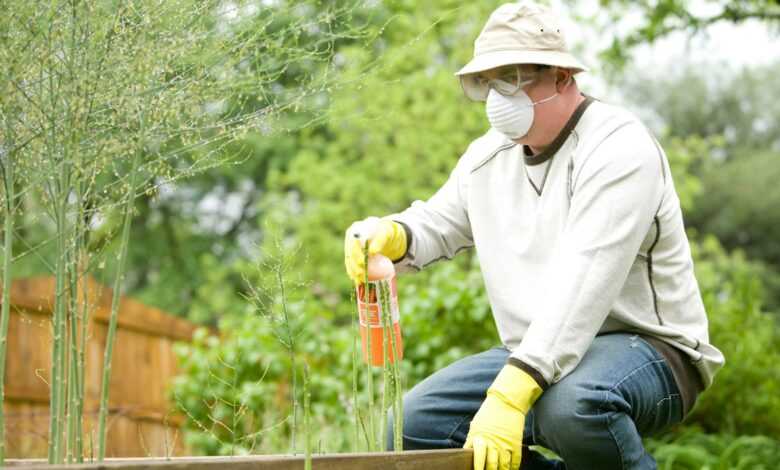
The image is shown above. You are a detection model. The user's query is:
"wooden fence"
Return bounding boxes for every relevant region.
[3,276,201,459]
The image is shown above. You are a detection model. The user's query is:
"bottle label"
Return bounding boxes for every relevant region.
[356,275,404,366]
[357,276,400,326]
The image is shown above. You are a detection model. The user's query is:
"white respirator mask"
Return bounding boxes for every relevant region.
[485,87,559,140]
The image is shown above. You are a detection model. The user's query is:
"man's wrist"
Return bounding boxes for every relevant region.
[506,357,549,391]
[390,220,413,262]
[488,364,544,414]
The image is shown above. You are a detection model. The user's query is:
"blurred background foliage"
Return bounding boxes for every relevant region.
[6,0,780,465]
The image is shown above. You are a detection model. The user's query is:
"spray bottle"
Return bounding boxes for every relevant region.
[356,254,404,366]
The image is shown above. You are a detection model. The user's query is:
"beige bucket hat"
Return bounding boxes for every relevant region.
[455,1,588,76]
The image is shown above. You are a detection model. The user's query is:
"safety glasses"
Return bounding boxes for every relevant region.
[459,65,536,101]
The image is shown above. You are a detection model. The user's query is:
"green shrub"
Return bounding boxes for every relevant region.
[685,235,780,436]
[172,309,359,455]
[172,316,290,455]
[646,428,780,469]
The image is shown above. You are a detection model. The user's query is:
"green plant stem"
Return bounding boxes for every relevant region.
[277,267,297,454]
[379,352,387,450]
[392,345,403,452]
[97,137,143,461]
[64,2,78,463]
[74,195,88,463]
[382,279,403,452]
[0,152,15,465]
[229,359,237,457]
[362,244,375,451]
[379,279,391,452]
[76,274,88,462]
[351,301,360,452]
[303,363,311,470]
[49,157,70,464]
[67,322,77,464]
[66,229,83,463]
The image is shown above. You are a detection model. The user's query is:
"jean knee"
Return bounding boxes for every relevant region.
[388,390,461,450]
[533,384,609,450]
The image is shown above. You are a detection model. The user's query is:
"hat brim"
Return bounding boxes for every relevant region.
[455,50,588,76]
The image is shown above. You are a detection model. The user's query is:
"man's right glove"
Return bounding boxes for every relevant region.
[344,216,407,284]
[464,365,543,470]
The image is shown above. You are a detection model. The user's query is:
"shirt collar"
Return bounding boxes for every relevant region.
[523,95,594,166]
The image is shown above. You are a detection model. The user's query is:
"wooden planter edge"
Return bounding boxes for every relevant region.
[4,448,473,470]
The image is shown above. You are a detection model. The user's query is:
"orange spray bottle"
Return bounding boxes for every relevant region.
[356,254,404,366]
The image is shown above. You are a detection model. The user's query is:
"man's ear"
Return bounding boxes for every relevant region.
[555,68,574,91]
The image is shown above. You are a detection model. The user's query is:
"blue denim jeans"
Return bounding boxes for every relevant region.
[387,333,685,470]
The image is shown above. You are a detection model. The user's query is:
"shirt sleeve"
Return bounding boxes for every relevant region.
[386,150,475,273]
[509,121,666,386]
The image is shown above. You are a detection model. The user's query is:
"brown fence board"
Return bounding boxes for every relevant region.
[3,276,198,458]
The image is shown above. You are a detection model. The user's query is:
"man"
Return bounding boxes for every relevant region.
[343,2,724,469]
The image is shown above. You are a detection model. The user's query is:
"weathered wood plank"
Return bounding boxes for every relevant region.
[5,449,474,470]
[5,277,202,341]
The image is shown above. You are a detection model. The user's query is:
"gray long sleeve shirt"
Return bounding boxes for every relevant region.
[389,98,724,391]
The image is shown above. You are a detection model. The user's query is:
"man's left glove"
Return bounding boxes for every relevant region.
[464,365,543,470]
[344,216,407,284]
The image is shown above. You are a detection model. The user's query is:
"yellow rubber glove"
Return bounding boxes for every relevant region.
[344,217,407,284]
[464,365,543,470]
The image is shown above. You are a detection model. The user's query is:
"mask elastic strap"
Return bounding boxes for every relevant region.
[531,92,558,106]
